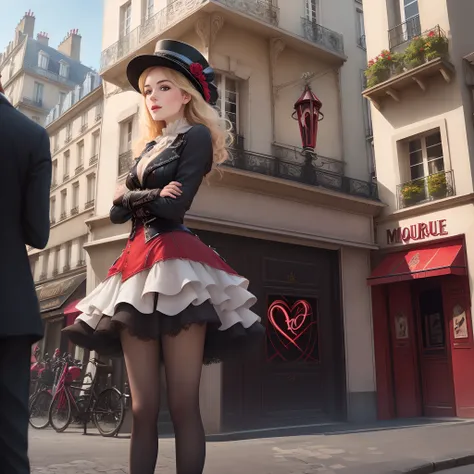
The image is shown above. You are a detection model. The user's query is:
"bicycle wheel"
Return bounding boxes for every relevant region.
[93,388,125,437]
[29,390,52,429]
[49,390,72,433]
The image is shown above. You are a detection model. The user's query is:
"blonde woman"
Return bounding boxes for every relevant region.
[63,40,264,474]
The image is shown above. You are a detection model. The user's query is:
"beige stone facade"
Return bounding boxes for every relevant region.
[86,0,383,432]
[27,78,103,359]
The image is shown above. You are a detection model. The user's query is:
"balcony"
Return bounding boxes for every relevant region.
[63,264,71,272]
[71,206,79,216]
[65,134,72,144]
[95,113,102,122]
[80,123,88,133]
[389,15,421,50]
[63,173,69,182]
[301,18,344,55]
[75,164,84,175]
[85,199,95,210]
[215,0,278,26]
[100,0,343,84]
[59,211,67,221]
[89,154,99,165]
[224,145,378,201]
[363,26,454,110]
[50,180,58,189]
[118,150,133,176]
[21,96,44,110]
[50,218,56,225]
[397,170,455,209]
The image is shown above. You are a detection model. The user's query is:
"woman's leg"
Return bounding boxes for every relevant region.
[121,328,161,474]
[162,323,207,474]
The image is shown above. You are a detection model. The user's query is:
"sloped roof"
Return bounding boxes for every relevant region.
[23,37,95,87]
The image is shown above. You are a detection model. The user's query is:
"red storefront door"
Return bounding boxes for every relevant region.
[387,282,421,418]
[413,280,455,417]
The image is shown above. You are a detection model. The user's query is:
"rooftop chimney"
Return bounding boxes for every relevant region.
[36,31,49,47]
[57,29,81,62]
[15,10,35,40]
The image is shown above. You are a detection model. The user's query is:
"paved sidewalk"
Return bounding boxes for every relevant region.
[29,420,474,473]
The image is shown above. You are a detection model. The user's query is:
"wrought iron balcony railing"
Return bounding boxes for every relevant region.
[358,34,366,50]
[89,154,99,165]
[22,96,44,109]
[75,164,84,175]
[85,199,95,209]
[118,150,134,176]
[101,0,205,72]
[301,18,344,55]
[224,147,378,200]
[389,15,421,50]
[71,206,79,216]
[397,170,454,209]
[214,0,278,26]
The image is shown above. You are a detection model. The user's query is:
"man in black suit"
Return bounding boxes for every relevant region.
[0,75,52,473]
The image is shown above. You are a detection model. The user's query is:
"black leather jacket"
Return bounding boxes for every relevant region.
[110,124,213,243]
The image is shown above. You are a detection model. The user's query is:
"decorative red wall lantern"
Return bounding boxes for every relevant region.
[292,84,324,152]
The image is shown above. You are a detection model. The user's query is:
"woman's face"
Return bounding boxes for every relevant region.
[143,67,190,124]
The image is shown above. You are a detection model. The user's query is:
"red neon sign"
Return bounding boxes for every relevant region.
[267,298,318,362]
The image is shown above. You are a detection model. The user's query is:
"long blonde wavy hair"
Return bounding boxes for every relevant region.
[133,66,232,170]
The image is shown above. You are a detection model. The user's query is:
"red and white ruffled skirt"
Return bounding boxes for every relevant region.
[64,225,265,363]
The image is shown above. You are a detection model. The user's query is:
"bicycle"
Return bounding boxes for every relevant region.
[48,357,125,437]
[28,350,65,429]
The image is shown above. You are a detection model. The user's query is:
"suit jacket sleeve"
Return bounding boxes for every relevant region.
[23,128,52,249]
[126,125,213,221]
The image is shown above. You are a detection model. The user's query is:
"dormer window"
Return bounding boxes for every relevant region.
[59,60,69,78]
[38,51,49,69]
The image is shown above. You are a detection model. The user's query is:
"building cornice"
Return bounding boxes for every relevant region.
[375,193,474,224]
[46,87,103,133]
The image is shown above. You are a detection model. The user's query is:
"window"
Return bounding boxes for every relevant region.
[72,182,80,211]
[60,189,67,218]
[65,241,72,270]
[33,82,44,104]
[63,151,70,179]
[38,51,49,69]
[59,61,69,78]
[59,92,66,109]
[32,116,40,123]
[53,247,60,275]
[214,74,239,136]
[41,251,49,278]
[66,123,72,140]
[81,112,88,131]
[305,0,318,22]
[120,2,132,37]
[52,160,58,185]
[86,173,96,204]
[77,140,84,167]
[144,0,154,20]
[50,197,56,223]
[53,134,59,151]
[356,8,366,49]
[402,0,419,21]
[408,130,444,180]
[91,131,100,157]
[120,118,134,153]
[78,235,87,265]
[95,103,102,120]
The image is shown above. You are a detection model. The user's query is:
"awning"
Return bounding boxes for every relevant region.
[36,273,86,313]
[64,299,81,326]
[368,242,466,286]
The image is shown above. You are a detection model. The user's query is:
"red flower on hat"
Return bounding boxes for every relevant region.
[189,62,211,103]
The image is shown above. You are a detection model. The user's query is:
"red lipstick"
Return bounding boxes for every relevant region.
[151,105,161,111]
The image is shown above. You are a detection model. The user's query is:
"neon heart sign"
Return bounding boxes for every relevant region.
[267,298,318,362]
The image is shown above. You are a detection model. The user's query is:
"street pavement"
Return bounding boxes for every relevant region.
[29,419,474,474]
[442,468,474,473]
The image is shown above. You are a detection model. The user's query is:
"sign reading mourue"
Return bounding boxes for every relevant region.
[386,219,448,245]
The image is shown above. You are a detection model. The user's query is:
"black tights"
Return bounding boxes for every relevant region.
[121,323,206,474]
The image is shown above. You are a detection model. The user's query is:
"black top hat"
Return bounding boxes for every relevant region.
[126,39,218,105]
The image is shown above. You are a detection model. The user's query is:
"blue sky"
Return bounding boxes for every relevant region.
[0,0,104,70]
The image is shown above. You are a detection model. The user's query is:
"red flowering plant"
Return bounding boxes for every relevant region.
[365,50,404,88]
[404,35,427,68]
[189,62,211,103]
[424,29,449,61]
